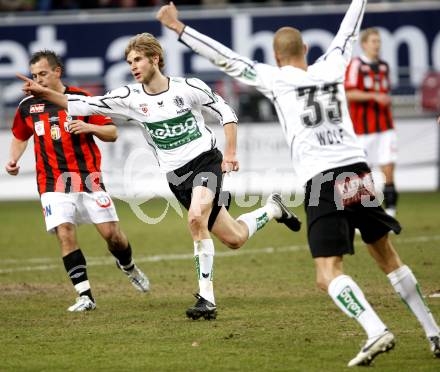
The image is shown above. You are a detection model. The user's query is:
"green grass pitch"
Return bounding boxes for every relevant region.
[0,192,439,371]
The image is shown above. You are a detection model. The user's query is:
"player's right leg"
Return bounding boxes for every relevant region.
[310,214,394,367]
[41,192,96,312]
[186,185,217,320]
[56,223,96,312]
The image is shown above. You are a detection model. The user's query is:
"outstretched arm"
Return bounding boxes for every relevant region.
[16,73,68,109]
[157,2,276,97]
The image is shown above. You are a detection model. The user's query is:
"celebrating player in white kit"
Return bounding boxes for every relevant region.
[156,0,440,366]
[17,33,301,321]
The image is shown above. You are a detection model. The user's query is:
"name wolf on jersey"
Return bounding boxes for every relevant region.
[316,128,344,146]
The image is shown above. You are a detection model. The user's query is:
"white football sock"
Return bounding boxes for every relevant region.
[194,239,215,304]
[237,206,274,239]
[328,275,387,339]
[388,265,440,338]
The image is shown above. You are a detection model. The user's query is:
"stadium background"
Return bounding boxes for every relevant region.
[0,0,439,200]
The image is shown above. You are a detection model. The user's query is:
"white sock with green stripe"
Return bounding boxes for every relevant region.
[194,239,215,305]
[328,275,387,339]
[388,265,440,338]
[237,203,279,239]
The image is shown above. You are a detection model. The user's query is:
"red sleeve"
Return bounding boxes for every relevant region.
[345,58,361,90]
[87,114,113,126]
[11,107,33,141]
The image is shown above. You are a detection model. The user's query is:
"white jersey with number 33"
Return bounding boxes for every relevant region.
[179,0,368,185]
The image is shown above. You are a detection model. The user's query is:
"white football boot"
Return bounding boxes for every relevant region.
[117,261,150,293]
[348,330,395,367]
[67,295,96,312]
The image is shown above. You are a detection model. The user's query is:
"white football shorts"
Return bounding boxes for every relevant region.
[40,191,119,233]
[357,129,397,167]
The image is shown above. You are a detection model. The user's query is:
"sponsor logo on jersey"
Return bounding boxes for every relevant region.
[157,101,164,108]
[143,111,202,150]
[50,125,61,140]
[173,96,184,108]
[30,104,45,113]
[139,103,149,115]
[96,195,112,208]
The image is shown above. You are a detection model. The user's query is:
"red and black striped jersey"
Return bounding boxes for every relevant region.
[12,86,113,194]
[345,56,394,135]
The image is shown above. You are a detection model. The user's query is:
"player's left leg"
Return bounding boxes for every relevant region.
[315,256,395,367]
[367,235,440,357]
[211,193,301,250]
[95,222,150,293]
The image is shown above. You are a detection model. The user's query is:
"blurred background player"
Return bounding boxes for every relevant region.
[6,50,149,312]
[17,38,301,321]
[345,28,398,217]
[157,0,440,366]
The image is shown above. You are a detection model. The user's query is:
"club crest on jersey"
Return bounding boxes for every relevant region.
[30,104,45,113]
[35,120,45,136]
[50,125,61,140]
[96,195,111,208]
[139,103,149,115]
[173,96,184,108]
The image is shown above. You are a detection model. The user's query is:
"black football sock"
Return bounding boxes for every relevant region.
[383,183,398,210]
[62,249,94,302]
[110,242,134,271]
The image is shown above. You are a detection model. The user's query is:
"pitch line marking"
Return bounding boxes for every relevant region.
[1,234,439,274]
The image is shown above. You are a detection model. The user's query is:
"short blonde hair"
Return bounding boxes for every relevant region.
[273,27,305,60]
[360,28,380,44]
[125,33,165,71]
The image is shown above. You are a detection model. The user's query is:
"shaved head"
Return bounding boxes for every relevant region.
[273,27,305,61]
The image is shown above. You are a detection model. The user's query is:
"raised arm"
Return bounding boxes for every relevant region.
[157,2,276,97]
[321,0,368,64]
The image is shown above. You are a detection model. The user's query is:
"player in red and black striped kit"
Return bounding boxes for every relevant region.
[345,28,398,217]
[5,50,149,311]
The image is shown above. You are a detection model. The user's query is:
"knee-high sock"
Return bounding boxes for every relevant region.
[388,265,440,338]
[236,202,280,239]
[328,275,387,339]
[110,242,134,270]
[194,239,215,304]
[63,249,93,301]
